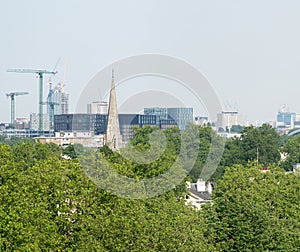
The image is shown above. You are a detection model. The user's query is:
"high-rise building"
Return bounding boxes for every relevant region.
[216,111,243,132]
[276,105,298,133]
[144,107,193,131]
[47,83,69,127]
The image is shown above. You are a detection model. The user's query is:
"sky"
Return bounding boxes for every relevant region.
[1,0,300,124]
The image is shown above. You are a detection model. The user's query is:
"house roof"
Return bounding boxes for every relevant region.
[189,189,212,201]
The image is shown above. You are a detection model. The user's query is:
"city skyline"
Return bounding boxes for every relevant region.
[1,1,300,123]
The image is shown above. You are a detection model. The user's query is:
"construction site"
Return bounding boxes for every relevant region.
[1,64,69,138]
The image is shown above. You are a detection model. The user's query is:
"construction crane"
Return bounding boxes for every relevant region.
[41,101,59,129]
[7,69,57,133]
[6,92,29,129]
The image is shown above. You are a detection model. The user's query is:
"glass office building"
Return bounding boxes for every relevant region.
[144,107,193,130]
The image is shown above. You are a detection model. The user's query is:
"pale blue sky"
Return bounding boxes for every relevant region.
[1,0,300,123]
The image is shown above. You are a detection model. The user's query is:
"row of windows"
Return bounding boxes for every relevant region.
[54,114,183,133]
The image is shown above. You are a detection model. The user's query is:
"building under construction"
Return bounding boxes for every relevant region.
[47,82,69,125]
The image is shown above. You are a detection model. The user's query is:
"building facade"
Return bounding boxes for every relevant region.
[275,105,300,134]
[47,83,69,128]
[144,107,193,131]
[30,113,50,131]
[54,113,177,144]
[216,111,243,132]
[87,101,108,114]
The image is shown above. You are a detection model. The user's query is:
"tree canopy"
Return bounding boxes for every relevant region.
[1,125,300,251]
[203,164,300,251]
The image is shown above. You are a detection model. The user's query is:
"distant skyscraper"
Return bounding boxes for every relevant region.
[105,71,122,151]
[167,107,193,131]
[47,83,69,127]
[216,111,243,131]
[276,105,296,131]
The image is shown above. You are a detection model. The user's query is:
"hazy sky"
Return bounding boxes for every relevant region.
[1,0,300,124]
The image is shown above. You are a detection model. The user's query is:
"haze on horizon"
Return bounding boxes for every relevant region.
[1,0,300,124]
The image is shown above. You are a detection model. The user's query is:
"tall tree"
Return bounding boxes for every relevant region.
[280,134,300,171]
[212,124,281,181]
[203,164,300,251]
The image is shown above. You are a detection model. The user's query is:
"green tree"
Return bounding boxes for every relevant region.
[203,164,300,251]
[230,124,244,133]
[212,124,281,181]
[188,125,223,182]
[0,138,214,251]
[241,124,280,166]
[280,134,300,171]
[62,144,84,159]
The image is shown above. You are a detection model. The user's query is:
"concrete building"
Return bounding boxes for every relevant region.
[36,131,104,147]
[216,111,243,132]
[87,101,108,114]
[185,180,213,210]
[15,117,30,129]
[0,129,53,139]
[47,83,69,127]
[30,113,50,131]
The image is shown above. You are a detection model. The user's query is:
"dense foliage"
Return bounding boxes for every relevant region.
[0,125,300,251]
[0,141,210,251]
[203,164,300,251]
[212,124,281,180]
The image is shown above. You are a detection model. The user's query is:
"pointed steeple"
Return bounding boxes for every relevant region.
[105,70,122,151]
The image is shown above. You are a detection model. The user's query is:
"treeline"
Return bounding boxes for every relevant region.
[189,123,300,181]
[0,125,299,251]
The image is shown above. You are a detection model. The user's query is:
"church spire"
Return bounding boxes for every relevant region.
[105,70,122,151]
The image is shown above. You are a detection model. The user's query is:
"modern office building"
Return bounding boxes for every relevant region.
[274,105,300,134]
[144,108,168,119]
[54,114,94,132]
[276,106,296,129]
[144,107,193,131]
[216,111,243,132]
[87,101,108,114]
[54,113,177,144]
[277,112,296,127]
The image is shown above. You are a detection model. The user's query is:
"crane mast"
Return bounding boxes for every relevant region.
[7,69,57,133]
[41,101,59,130]
[6,92,29,129]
